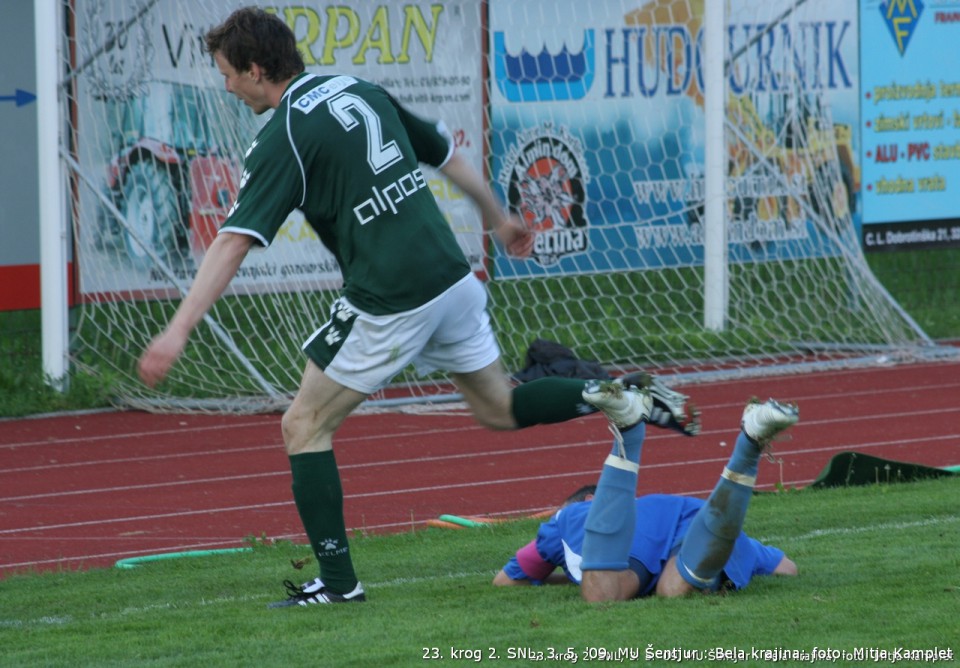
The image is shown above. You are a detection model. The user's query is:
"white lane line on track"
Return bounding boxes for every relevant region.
[2,430,957,505]
[3,371,959,450]
[3,429,959,539]
[2,403,958,476]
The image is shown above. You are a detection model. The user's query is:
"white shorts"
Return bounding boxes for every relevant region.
[302,273,501,394]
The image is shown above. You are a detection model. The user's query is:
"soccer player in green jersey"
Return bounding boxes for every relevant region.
[137,7,698,607]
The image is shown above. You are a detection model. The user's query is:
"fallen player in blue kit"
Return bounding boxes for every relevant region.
[494,385,799,600]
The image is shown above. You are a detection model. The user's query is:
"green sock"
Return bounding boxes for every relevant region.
[289,451,358,593]
[511,377,595,427]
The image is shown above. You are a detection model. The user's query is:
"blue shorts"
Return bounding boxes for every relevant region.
[502,494,784,594]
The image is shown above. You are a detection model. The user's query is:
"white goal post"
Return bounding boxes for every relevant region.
[41,0,954,412]
[37,0,68,390]
[703,0,727,331]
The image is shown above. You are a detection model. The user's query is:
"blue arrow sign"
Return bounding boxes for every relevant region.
[0,89,37,107]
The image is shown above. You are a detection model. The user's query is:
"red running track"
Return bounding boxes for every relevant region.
[2,362,959,577]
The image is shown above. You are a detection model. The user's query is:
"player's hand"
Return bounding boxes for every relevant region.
[496,213,534,258]
[138,330,187,388]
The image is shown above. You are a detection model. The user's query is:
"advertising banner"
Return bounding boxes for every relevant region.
[860,0,960,251]
[489,0,862,278]
[73,1,484,298]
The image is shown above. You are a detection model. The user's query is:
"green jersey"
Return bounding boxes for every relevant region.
[221,73,471,315]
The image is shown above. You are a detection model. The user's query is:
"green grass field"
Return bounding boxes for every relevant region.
[1,248,957,665]
[2,478,957,667]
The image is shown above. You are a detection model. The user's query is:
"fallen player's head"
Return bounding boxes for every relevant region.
[562,485,596,506]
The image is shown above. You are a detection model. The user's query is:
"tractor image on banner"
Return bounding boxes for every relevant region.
[97,81,246,269]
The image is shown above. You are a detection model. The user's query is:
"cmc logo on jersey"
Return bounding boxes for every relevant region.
[881,0,924,55]
[498,125,590,267]
[493,31,595,102]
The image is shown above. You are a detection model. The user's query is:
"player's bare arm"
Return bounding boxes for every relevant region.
[492,569,570,587]
[774,556,798,576]
[440,152,533,258]
[138,232,255,387]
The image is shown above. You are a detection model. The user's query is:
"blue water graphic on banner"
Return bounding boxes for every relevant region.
[488,0,861,280]
[493,30,596,102]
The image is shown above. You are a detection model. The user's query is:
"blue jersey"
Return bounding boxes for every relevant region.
[502,494,784,594]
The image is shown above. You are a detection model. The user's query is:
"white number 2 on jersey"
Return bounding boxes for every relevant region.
[327,93,403,174]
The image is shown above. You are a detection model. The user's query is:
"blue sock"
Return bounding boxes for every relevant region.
[581,424,645,571]
[726,428,762,479]
[614,422,644,463]
[676,430,760,589]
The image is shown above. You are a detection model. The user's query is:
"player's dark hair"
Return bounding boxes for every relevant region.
[204,7,305,82]
[563,485,596,505]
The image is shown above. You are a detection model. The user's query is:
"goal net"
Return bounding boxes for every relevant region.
[58,0,948,413]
